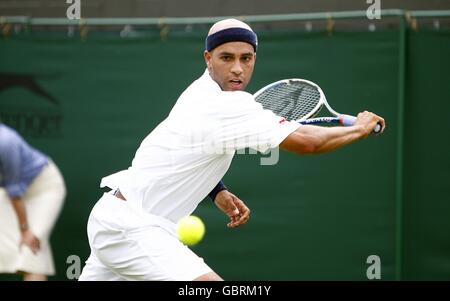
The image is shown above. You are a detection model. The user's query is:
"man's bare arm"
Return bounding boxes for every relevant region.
[280,111,385,155]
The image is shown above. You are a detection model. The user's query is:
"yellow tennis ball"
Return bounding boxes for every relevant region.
[176,215,205,246]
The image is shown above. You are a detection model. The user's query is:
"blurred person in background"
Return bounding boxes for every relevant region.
[0,122,66,281]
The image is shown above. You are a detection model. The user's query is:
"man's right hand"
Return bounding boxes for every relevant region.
[20,229,41,254]
[355,111,385,137]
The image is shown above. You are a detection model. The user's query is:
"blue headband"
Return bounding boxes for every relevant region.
[205,27,258,52]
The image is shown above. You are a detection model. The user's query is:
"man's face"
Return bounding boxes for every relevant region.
[204,41,256,91]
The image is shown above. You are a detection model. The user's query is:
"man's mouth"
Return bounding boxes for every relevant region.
[229,79,243,89]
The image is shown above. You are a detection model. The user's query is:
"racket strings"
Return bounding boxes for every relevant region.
[255,82,321,121]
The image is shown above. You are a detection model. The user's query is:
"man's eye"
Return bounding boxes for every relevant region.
[221,56,231,61]
[242,57,251,62]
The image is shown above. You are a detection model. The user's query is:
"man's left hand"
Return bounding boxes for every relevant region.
[214,190,251,228]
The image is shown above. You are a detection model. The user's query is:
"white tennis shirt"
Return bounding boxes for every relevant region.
[101,70,300,223]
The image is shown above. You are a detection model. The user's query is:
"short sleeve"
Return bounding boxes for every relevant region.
[210,91,300,153]
[0,128,27,198]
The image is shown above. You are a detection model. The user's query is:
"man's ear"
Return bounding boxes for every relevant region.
[204,50,212,70]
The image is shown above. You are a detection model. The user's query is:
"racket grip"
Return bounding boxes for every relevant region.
[374,123,382,133]
[339,114,357,126]
[339,115,382,134]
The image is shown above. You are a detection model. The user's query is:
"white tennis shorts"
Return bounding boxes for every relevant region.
[78,193,212,281]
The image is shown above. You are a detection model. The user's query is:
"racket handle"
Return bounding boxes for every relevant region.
[339,114,357,126]
[374,123,382,133]
[339,115,382,134]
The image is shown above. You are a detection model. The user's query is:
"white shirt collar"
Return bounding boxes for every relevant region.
[200,69,223,93]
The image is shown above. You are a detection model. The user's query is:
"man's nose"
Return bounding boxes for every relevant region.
[231,60,243,75]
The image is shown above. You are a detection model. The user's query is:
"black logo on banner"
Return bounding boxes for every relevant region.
[0,72,63,138]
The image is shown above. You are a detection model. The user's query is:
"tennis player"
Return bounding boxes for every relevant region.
[79,19,385,281]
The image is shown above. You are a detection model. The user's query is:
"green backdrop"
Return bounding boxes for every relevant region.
[0,27,449,280]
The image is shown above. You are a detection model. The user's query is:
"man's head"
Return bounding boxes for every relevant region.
[204,19,257,92]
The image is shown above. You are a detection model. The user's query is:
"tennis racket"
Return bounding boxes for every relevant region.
[253,79,381,133]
